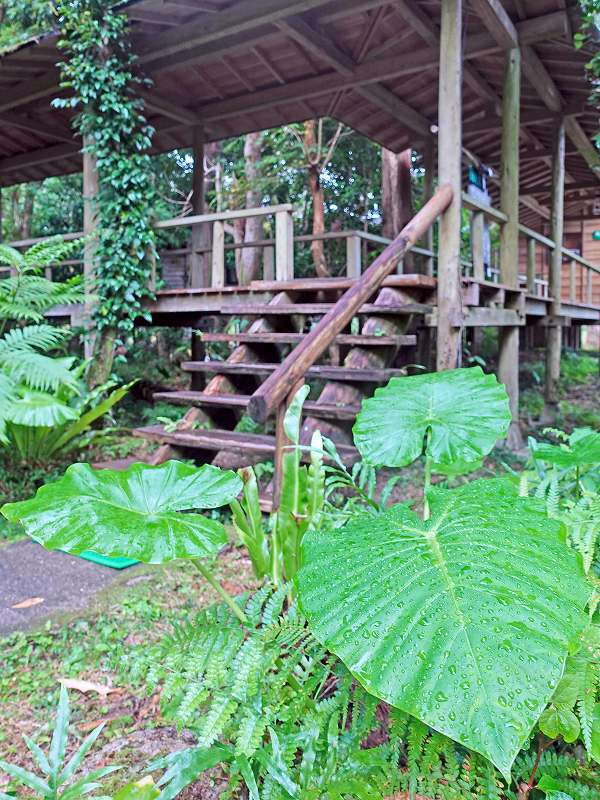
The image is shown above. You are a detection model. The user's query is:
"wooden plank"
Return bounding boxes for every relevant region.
[136,0,337,64]
[219,302,432,315]
[181,361,410,381]
[0,112,74,143]
[153,390,364,421]
[471,211,485,281]
[564,117,600,181]
[436,0,463,370]
[427,308,524,327]
[247,186,452,423]
[0,142,80,174]
[461,192,508,223]
[155,203,293,229]
[198,332,417,346]
[526,237,536,294]
[346,235,362,278]
[135,424,359,460]
[249,274,437,291]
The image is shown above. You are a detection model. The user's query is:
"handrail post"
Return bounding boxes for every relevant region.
[471,210,485,281]
[346,234,361,278]
[275,210,294,281]
[569,259,576,302]
[211,220,225,288]
[587,266,593,304]
[526,237,536,294]
[263,245,275,281]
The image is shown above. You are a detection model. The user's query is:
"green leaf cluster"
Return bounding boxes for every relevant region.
[54,0,157,336]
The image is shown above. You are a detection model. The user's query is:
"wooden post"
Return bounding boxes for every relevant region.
[436,0,463,371]
[569,259,576,302]
[263,245,275,281]
[471,212,485,281]
[545,120,565,410]
[422,141,436,277]
[83,141,99,359]
[189,126,210,287]
[587,267,593,304]
[211,220,225,288]
[497,48,522,448]
[346,234,362,278]
[526,237,536,294]
[275,210,294,281]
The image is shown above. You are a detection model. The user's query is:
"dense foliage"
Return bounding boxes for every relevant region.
[4,370,600,798]
[54,0,157,340]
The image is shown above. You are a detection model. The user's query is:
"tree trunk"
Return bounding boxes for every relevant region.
[86,326,117,389]
[304,120,330,278]
[381,148,413,270]
[237,131,263,285]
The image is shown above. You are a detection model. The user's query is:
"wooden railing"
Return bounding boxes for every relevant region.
[462,192,599,304]
[247,185,453,425]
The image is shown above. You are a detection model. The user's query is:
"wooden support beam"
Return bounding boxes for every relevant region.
[277,13,432,138]
[0,142,80,174]
[521,45,562,112]
[469,0,518,49]
[564,116,600,180]
[520,179,600,195]
[0,71,60,114]
[422,140,436,276]
[436,0,463,371]
[137,88,203,126]
[497,48,522,448]
[545,120,566,408]
[463,103,583,134]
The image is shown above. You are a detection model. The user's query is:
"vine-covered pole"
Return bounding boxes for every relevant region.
[82,140,98,359]
[545,120,566,413]
[498,47,523,449]
[435,0,463,371]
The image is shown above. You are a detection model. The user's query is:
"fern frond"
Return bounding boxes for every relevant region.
[1,351,79,393]
[197,693,237,748]
[0,244,24,270]
[0,325,69,354]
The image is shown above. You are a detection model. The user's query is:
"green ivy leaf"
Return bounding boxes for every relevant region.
[353,367,511,467]
[538,705,580,743]
[113,777,160,800]
[2,460,242,564]
[296,479,589,776]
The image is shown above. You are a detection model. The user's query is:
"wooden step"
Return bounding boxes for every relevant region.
[134,425,358,462]
[198,332,416,347]
[219,302,431,316]
[153,391,362,420]
[181,361,405,382]
[248,274,436,292]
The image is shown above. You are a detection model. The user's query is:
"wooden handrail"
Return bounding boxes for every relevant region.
[247,184,453,424]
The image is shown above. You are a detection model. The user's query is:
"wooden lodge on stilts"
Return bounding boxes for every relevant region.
[1,0,600,489]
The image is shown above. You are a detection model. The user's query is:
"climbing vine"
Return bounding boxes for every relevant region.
[54,0,157,341]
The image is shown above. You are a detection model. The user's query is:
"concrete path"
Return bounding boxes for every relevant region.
[0,540,137,636]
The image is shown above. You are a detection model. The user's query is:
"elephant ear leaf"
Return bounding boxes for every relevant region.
[1,460,242,564]
[296,478,590,777]
[352,366,511,467]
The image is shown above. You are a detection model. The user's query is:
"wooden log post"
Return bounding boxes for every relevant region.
[189,126,210,288]
[526,237,536,294]
[211,220,225,288]
[569,259,576,302]
[263,245,275,281]
[545,120,566,412]
[83,142,99,359]
[497,48,522,448]
[587,267,593,304]
[436,0,463,371]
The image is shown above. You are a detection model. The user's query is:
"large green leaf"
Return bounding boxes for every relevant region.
[2,460,242,563]
[296,479,590,776]
[531,428,600,469]
[352,367,511,467]
[5,390,78,427]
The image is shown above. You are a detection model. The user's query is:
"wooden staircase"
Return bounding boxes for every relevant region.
[134,284,429,467]
[133,186,452,481]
